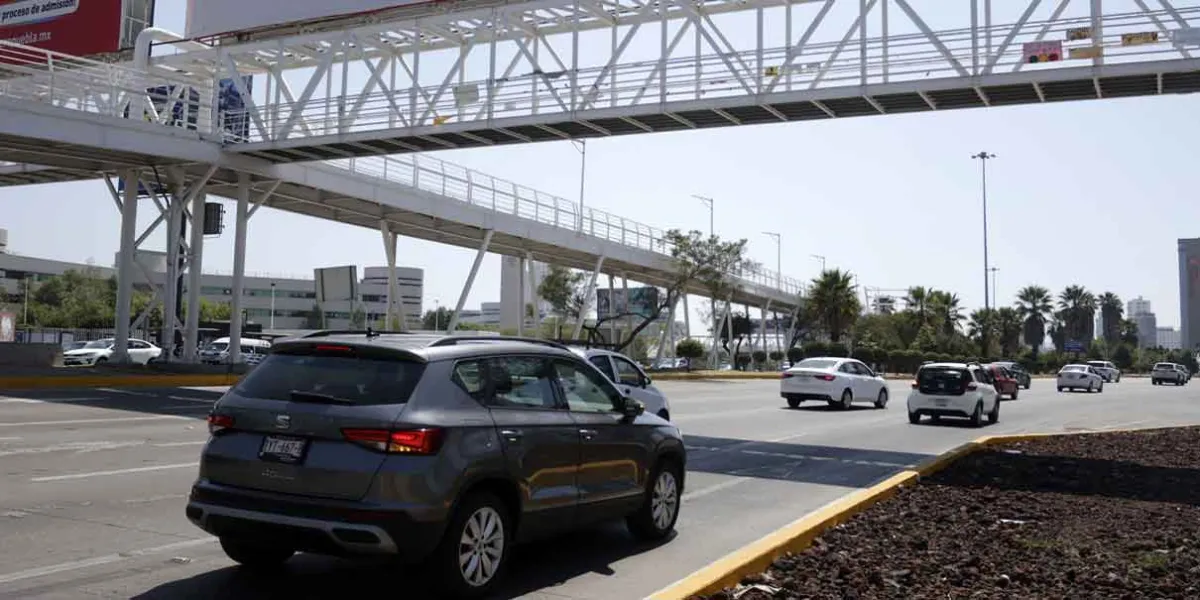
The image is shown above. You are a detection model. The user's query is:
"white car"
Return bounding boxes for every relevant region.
[907,362,1000,426]
[1086,360,1121,382]
[1151,362,1187,386]
[1057,364,1105,392]
[62,338,162,366]
[780,356,889,410]
[572,347,672,420]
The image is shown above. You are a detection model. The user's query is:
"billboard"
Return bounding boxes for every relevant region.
[0,0,123,56]
[596,287,661,320]
[185,0,434,40]
[314,266,359,305]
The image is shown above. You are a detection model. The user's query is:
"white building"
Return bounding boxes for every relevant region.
[1128,296,1152,318]
[0,239,423,331]
[1157,327,1181,350]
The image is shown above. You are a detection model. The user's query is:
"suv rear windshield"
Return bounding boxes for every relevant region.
[917,367,971,395]
[234,353,426,406]
[1153,363,1173,370]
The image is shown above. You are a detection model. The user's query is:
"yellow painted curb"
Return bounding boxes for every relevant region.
[647,425,1176,600]
[0,373,241,390]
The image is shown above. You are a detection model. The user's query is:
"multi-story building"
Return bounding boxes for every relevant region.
[0,231,423,331]
[1157,326,1181,350]
[1125,294,1158,349]
[1128,296,1152,319]
[1179,238,1200,351]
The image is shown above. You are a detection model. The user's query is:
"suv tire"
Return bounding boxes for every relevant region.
[432,491,513,599]
[219,538,293,569]
[627,460,682,542]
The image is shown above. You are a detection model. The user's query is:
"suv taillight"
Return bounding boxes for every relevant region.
[207,414,234,435]
[342,428,444,455]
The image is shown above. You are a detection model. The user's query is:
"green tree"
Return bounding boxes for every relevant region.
[1015,285,1053,356]
[674,338,705,371]
[995,307,1023,358]
[538,265,588,335]
[422,306,455,330]
[928,290,964,338]
[1097,292,1123,344]
[967,308,997,355]
[1119,318,1139,346]
[1058,285,1097,350]
[807,269,861,343]
[717,311,754,365]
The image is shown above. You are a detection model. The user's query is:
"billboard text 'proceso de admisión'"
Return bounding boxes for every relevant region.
[185,0,438,40]
[0,0,124,57]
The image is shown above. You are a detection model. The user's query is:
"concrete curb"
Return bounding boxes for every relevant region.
[645,426,1162,600]
[0,373,241,390]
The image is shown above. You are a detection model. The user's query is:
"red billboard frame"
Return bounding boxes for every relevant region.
[0,0,123,57]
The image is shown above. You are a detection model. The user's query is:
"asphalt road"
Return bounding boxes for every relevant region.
[0,378,1196,599]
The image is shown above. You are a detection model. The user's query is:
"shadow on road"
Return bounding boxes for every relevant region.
[2,387,223,420]
[684,434,934,489]
[131,522,669,600]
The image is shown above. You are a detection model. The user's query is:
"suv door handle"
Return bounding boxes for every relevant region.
[579,429,599,440]
[499,429,523,443]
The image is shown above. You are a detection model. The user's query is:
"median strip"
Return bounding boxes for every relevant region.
[647,425,1171,600]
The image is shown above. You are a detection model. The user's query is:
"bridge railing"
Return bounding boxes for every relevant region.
[322,154,805,298]
[0,41,213,132]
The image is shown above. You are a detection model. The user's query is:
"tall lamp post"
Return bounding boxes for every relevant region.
[763,231,782,353]
[811,254,826,271]
[972,151,995,311]
[269,282,276,330]
[571,140,587,233]
[692,194,716,366]
[989,267,999,309]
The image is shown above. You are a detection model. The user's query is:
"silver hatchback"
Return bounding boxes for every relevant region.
[186,333,686,598]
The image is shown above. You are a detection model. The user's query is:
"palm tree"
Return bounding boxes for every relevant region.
[807,269,861,343]
[904,286,930,324]
[968,308,997,354]
[1058,285,1097,349]
[995,307,1023,357]
[1015,285,1053,355]
[928,290,963,337]
[1119,319,1139,347]
[1097,292,1123,344]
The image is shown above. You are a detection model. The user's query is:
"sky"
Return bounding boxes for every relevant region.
[0,0,1194,331]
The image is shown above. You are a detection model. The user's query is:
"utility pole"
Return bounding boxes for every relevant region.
[972,151,996,312]
[693,194,716,366]
[811,254,826,272]
[989,267,999,309]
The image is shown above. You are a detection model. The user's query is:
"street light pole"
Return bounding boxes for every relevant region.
[989,267,999,309]
[811,254,826,272]
[972,151,995,312]
[269,282,276,330]
[692,194,716,366]
[572,140,587,232]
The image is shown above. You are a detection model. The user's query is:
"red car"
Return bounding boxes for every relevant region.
[987,364,1020,400]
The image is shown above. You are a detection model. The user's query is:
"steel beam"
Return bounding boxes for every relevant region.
[228,173,251,365]
[447,229,494,333]
[184,191,206,362]
[572,255,605,340]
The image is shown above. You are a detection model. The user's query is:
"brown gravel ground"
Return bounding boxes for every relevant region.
[695,426,1200,600]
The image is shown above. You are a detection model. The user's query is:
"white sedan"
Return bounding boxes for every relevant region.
[1057,364,1105,393]
[62,338,163,366]
[781,356,889,410]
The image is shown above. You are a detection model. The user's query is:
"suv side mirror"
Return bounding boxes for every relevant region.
[621,397,645,420]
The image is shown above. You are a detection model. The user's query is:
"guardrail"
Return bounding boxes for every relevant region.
[320,154,806,297]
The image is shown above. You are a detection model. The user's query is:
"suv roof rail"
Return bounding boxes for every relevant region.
[427,335,570,351]
[300,328,414,339]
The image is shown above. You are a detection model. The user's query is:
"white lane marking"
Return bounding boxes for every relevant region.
[0,397,106,405]
[0,415,189,427]
[168,396,216,403]
[31,462,198,482]
[680,432,808,502]
[0,436,21,441]
[0,441,147,458]
[94,388,160,397]
[0,538,216,585]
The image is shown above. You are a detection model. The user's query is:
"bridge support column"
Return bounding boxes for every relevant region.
[380,221,405,330]
[682,295,690,345]
[606,274,616,343]
[655,294,679,363]
[113,170,139,364]
[447,230,493,334]
[184,191,206,362]
[572,256,605,340]
[525,252,537,334]
[760,300,773,355]
[228,173,250,365]
[622,274,630,345]
[517,254,527,336]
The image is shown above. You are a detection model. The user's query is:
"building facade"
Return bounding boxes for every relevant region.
[0,239,423,331]
[1180,238,1200,351]
[1157,327,1181,350]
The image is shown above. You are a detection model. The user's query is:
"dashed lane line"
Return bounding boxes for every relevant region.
[0,538,216,585]
[30,462,199,482]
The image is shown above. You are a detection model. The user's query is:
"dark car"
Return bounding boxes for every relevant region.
[186,333,686,598]
[993,361,1031,390]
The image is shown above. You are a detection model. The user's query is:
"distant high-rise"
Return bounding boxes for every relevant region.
[1127,296,1152,319]
[1179,239,1200,350]
[1125,294,1157,349]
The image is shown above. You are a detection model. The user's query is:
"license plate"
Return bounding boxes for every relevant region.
[934,398,949,407]
[259,435,308,464]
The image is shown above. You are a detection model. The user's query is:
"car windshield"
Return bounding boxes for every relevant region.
[234,353,426,406]
[82,340,112,349]
[795,358,838,370]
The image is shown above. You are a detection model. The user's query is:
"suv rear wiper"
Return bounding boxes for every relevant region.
[289,391,355,405]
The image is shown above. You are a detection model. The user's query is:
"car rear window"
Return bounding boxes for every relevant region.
[796,358,838,370]
[1153,363,1173,370]
[234,353,426,406]
[917,367,970,393]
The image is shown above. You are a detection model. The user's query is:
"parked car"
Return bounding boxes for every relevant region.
[1057,364,1105,392]
[575,347,672,420]
[186,333,685,598]
[906,362,1000,426]
[199,337,272,365]
[1085,360,1121,383]
[993,361,1032,389]
[780,356,890,410]
[62,338,162,366]
[1151,362,1187,385]
[1179,364,1193,383]
[985,364,1021,400]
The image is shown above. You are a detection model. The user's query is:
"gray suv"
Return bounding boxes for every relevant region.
[186,332,686,598]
